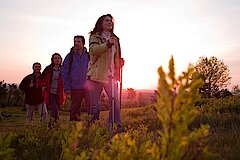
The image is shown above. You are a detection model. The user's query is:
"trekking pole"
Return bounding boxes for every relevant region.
[40,84,47,123]
[120,62,123,109]
[41,86,45,122]
[111,45,116,129]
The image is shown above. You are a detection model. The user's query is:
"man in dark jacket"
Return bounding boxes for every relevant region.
[62,35,90,121]
[19,62,47,123]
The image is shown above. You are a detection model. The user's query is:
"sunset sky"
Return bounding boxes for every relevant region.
[0,0,240,90]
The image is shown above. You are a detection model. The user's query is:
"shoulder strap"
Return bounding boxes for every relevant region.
[30,73,34,83]
[68,47,74,71]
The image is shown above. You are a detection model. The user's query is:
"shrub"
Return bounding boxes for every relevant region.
[61,56,213,160]
[0,133,15,160]
[11,123,65,160]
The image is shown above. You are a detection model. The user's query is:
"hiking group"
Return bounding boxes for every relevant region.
[19,14,124,131]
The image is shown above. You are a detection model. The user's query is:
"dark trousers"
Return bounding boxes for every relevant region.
[49,93,59,121]
[70,89,90,121]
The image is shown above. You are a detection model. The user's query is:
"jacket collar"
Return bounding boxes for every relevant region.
[94,32,117,43]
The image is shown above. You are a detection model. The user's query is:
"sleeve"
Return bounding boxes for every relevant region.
[62,54,70,92]
[114,38,123,81]
[19,75,29,92]
[114,38,121,68]
[89,35,109,57]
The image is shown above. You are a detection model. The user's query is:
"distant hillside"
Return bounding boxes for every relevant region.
[122,89,154,94]
[122,89,155,99]
[82,89,156,110]
[121,89,155,107]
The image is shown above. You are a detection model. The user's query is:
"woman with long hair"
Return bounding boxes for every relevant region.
[87,14,124,131]
[42,53,65,123]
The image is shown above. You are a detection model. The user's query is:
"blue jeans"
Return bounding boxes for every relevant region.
[88,79,121,128]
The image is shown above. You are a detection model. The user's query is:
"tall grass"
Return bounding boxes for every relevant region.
[194,96,240,160]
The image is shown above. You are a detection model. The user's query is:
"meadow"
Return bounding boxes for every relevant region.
[1,57,239,160]
[0,95,240,160]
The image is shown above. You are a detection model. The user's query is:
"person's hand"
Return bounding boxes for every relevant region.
[29,82,34,87]
[42,86,47,90]
[108,36,116,45]
[107,36,117,48]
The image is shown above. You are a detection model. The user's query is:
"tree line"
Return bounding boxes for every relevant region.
[0,81,24,107]
[1,56,240,108]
